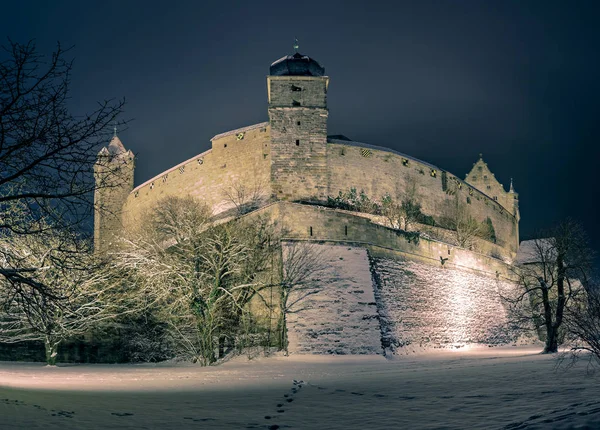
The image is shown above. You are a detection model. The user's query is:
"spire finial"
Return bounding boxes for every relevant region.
[293,37,299,53]
[509,177,515,192]
[113,123,118,138]
[479,153,483,160]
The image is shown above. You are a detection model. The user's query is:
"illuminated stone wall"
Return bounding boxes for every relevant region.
[254,202,514,278]
[119,123,272,231]
[326,142,519,258]
[372,257,527,352]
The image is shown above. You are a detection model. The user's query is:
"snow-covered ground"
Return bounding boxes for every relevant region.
[1,347,599,429]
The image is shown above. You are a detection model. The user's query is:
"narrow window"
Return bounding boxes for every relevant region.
[297,121,301,126]
[466,196,471,204]
[224,144,227,148]
[296,139,300,146]
[309,226,313,236]
[344,225,348,236]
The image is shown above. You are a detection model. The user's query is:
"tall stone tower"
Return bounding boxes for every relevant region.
[267,48,329,201]
[93,131,135,253]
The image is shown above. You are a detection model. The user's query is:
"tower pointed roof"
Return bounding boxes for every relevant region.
[107,135,126,155]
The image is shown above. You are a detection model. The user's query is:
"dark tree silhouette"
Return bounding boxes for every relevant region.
[506,220,594,353]
[0,40,125,297]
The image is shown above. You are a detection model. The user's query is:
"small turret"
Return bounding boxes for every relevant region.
[508,177,520,222]
[93,129,135,253]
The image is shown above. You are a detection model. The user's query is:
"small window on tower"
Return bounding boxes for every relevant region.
[291,84,302,92]
[224,144,227,148]
[297,121,301,126]
[296,139,300,146]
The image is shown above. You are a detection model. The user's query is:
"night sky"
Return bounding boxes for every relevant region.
[3,1,599,259]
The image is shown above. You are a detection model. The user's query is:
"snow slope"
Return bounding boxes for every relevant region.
[286,245,382,355]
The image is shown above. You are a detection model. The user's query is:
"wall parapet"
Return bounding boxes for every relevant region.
[328,138,515,217]
[244,201,515,280]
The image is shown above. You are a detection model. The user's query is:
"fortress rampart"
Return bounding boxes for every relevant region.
[95,49,520,264]
[239,201,516,279]
[120,122,272,231]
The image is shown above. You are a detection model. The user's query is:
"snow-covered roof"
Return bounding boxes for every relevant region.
[515,238,555,265]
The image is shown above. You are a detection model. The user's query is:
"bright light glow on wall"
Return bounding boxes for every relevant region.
[444,268,476,348]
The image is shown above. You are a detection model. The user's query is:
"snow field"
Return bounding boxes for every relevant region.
[1,348,599,429]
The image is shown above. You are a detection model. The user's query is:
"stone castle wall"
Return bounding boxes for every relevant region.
[120,123,272,231]
[372,257,526,352]
[242,202,515,279]
[327,142,519,257]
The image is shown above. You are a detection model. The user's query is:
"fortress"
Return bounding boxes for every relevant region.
[94,49,528,353]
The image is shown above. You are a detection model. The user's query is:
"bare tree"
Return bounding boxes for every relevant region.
[113,196,271,364]
[0,40,125,297]
[449,195,481,249]
[276,241,327,353]
[565,281,600,366]
[505,220,593,353]
[222,177,267,215]
[0,218,126,365]
[381,177,422,231]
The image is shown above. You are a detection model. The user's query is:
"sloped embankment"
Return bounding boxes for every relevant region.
[285,244,383,355]
[371,257,524,353]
